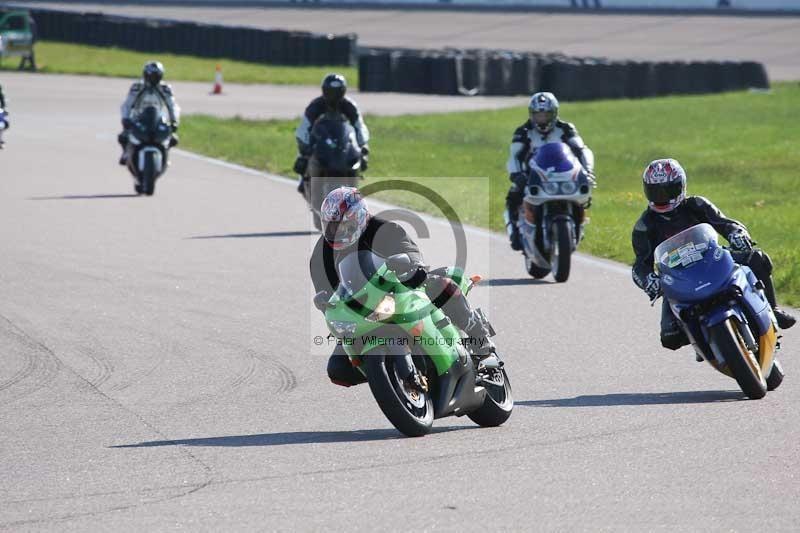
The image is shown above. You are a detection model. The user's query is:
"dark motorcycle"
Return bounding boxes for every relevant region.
[516,142,594,282]
[303,111,363,230]
[126,105,173,196]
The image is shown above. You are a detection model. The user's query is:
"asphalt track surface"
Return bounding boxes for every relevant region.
[24,2,800,81]
[2,73,800,532]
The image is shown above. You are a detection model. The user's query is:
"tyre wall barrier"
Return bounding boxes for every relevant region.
[358,47,770,99]
[25,7,357,66]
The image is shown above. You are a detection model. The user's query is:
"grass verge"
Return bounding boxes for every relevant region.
[180,84,800,306]
[0,40,357,85]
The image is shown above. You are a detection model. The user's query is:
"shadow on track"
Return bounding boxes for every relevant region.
[28,194,140,200]
[485,277,552,287]
[188,231,318,240]
[518,390,744,407]
[111,426,472,448]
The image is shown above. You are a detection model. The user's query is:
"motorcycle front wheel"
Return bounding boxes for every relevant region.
[365,348,433,437]
[140,151,157,196]
[550,219,572,283]
[708,318,767,399]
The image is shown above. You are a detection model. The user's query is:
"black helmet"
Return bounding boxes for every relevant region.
[143,61,164,87]
[322,73,347,108]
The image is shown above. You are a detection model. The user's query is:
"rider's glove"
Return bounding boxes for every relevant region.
[122,118,133,130]
[313,290,331,312]
[170,122,179,132]
[644,272,662,301]
[293,155,309,176]
[728,228,753,251]
[509,172,527,190]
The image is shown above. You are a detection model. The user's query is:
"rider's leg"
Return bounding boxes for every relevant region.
[732,249,795,329]
[661,298,689,350]
[117,130,129,165]
[504,185,524,251]
[327,344,367,387]
[425,269,495,356]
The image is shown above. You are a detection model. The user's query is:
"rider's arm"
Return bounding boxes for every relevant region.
[295,98,325,155]
[686,196,746,237]
[310,237,340,295]
[560,121,595,175]
[120,83,140,122]
[342,98,370,147]
[506,124,529,175]
[161,84,180,127]
[631,213,656,291]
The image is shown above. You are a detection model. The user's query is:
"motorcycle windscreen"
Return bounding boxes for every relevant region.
[654,223,735,302]
[335,250,385,299]
[311,117,360,174]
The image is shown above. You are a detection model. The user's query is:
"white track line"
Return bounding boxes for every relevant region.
[174,148,632,276]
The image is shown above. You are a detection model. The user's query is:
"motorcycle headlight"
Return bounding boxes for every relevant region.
[330,321,357,336]
[543,182,560,195]
[560,181,577,194]
[366,295,396,322]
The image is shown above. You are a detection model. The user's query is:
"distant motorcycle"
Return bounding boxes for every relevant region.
[126,105,173,196]
[0,107,8,148]
[655,223,784,399]
[303,111,363,230]
[516,143,594,282]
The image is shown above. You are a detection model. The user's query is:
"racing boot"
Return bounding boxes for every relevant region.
[773,308,796,330]
[504,210,523,251]
[761,274,796,329]
[661,323,690,351]
[297,176,306,195]
[463,311,496,357]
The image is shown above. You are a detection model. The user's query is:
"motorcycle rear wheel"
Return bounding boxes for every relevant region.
[525,255,550,279]
[767,359,785,391]
[708,318,767,399]
[365,349,433,437]
[467,367,513,427]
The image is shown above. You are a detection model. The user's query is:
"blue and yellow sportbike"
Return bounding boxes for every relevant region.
[655,223,784,399]
[317,251,513,436]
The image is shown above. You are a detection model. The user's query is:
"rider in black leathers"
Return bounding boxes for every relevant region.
[632,159,795,350]
[294,74,370,194]
[310,186,494,386]
[0,84,7,148]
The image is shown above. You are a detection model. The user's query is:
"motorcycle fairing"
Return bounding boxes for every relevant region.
[659,224,778,377]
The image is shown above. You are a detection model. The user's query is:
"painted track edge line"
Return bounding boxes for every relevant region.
[173,148,631,275]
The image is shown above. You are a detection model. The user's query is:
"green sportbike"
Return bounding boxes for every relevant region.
[316,251,513,437]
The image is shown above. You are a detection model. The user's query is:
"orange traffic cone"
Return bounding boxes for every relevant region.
[212,64,223,94]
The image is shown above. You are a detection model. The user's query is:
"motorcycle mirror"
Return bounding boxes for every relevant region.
[386,253,412,275]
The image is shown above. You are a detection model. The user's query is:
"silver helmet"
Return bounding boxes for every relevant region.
[529,92,559,134]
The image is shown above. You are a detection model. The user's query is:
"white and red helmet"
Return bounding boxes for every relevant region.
[642,158,687,213]
[320,186,369,250]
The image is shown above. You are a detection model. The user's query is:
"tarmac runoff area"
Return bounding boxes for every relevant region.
[23,2,800,81]
[1,62,800,532]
